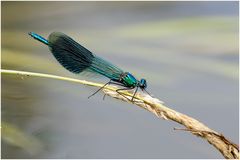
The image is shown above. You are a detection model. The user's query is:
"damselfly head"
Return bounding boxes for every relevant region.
[139,78,147,90]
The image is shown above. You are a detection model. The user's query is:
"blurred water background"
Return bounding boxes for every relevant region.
[1,1,238,158]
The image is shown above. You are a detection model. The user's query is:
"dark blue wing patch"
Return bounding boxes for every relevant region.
[48,32,94,73]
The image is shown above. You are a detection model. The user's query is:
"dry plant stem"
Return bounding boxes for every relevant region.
[103,90,239,159]
[1,69,239,159]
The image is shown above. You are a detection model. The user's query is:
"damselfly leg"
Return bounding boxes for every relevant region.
[88,80,112,99]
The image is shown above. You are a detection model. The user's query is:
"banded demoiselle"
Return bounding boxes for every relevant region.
[29,32,150,101]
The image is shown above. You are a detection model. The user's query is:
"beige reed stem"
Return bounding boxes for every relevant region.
[1,69,239,159]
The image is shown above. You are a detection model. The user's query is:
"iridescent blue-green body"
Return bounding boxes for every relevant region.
[29,32,49,45]
[28,32,148,99]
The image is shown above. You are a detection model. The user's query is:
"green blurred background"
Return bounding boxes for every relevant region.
[1,1,238,158]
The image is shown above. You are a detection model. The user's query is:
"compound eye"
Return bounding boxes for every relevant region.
[140,79,147,89]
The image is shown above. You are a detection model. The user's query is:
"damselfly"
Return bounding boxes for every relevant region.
[29,32,150,101]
